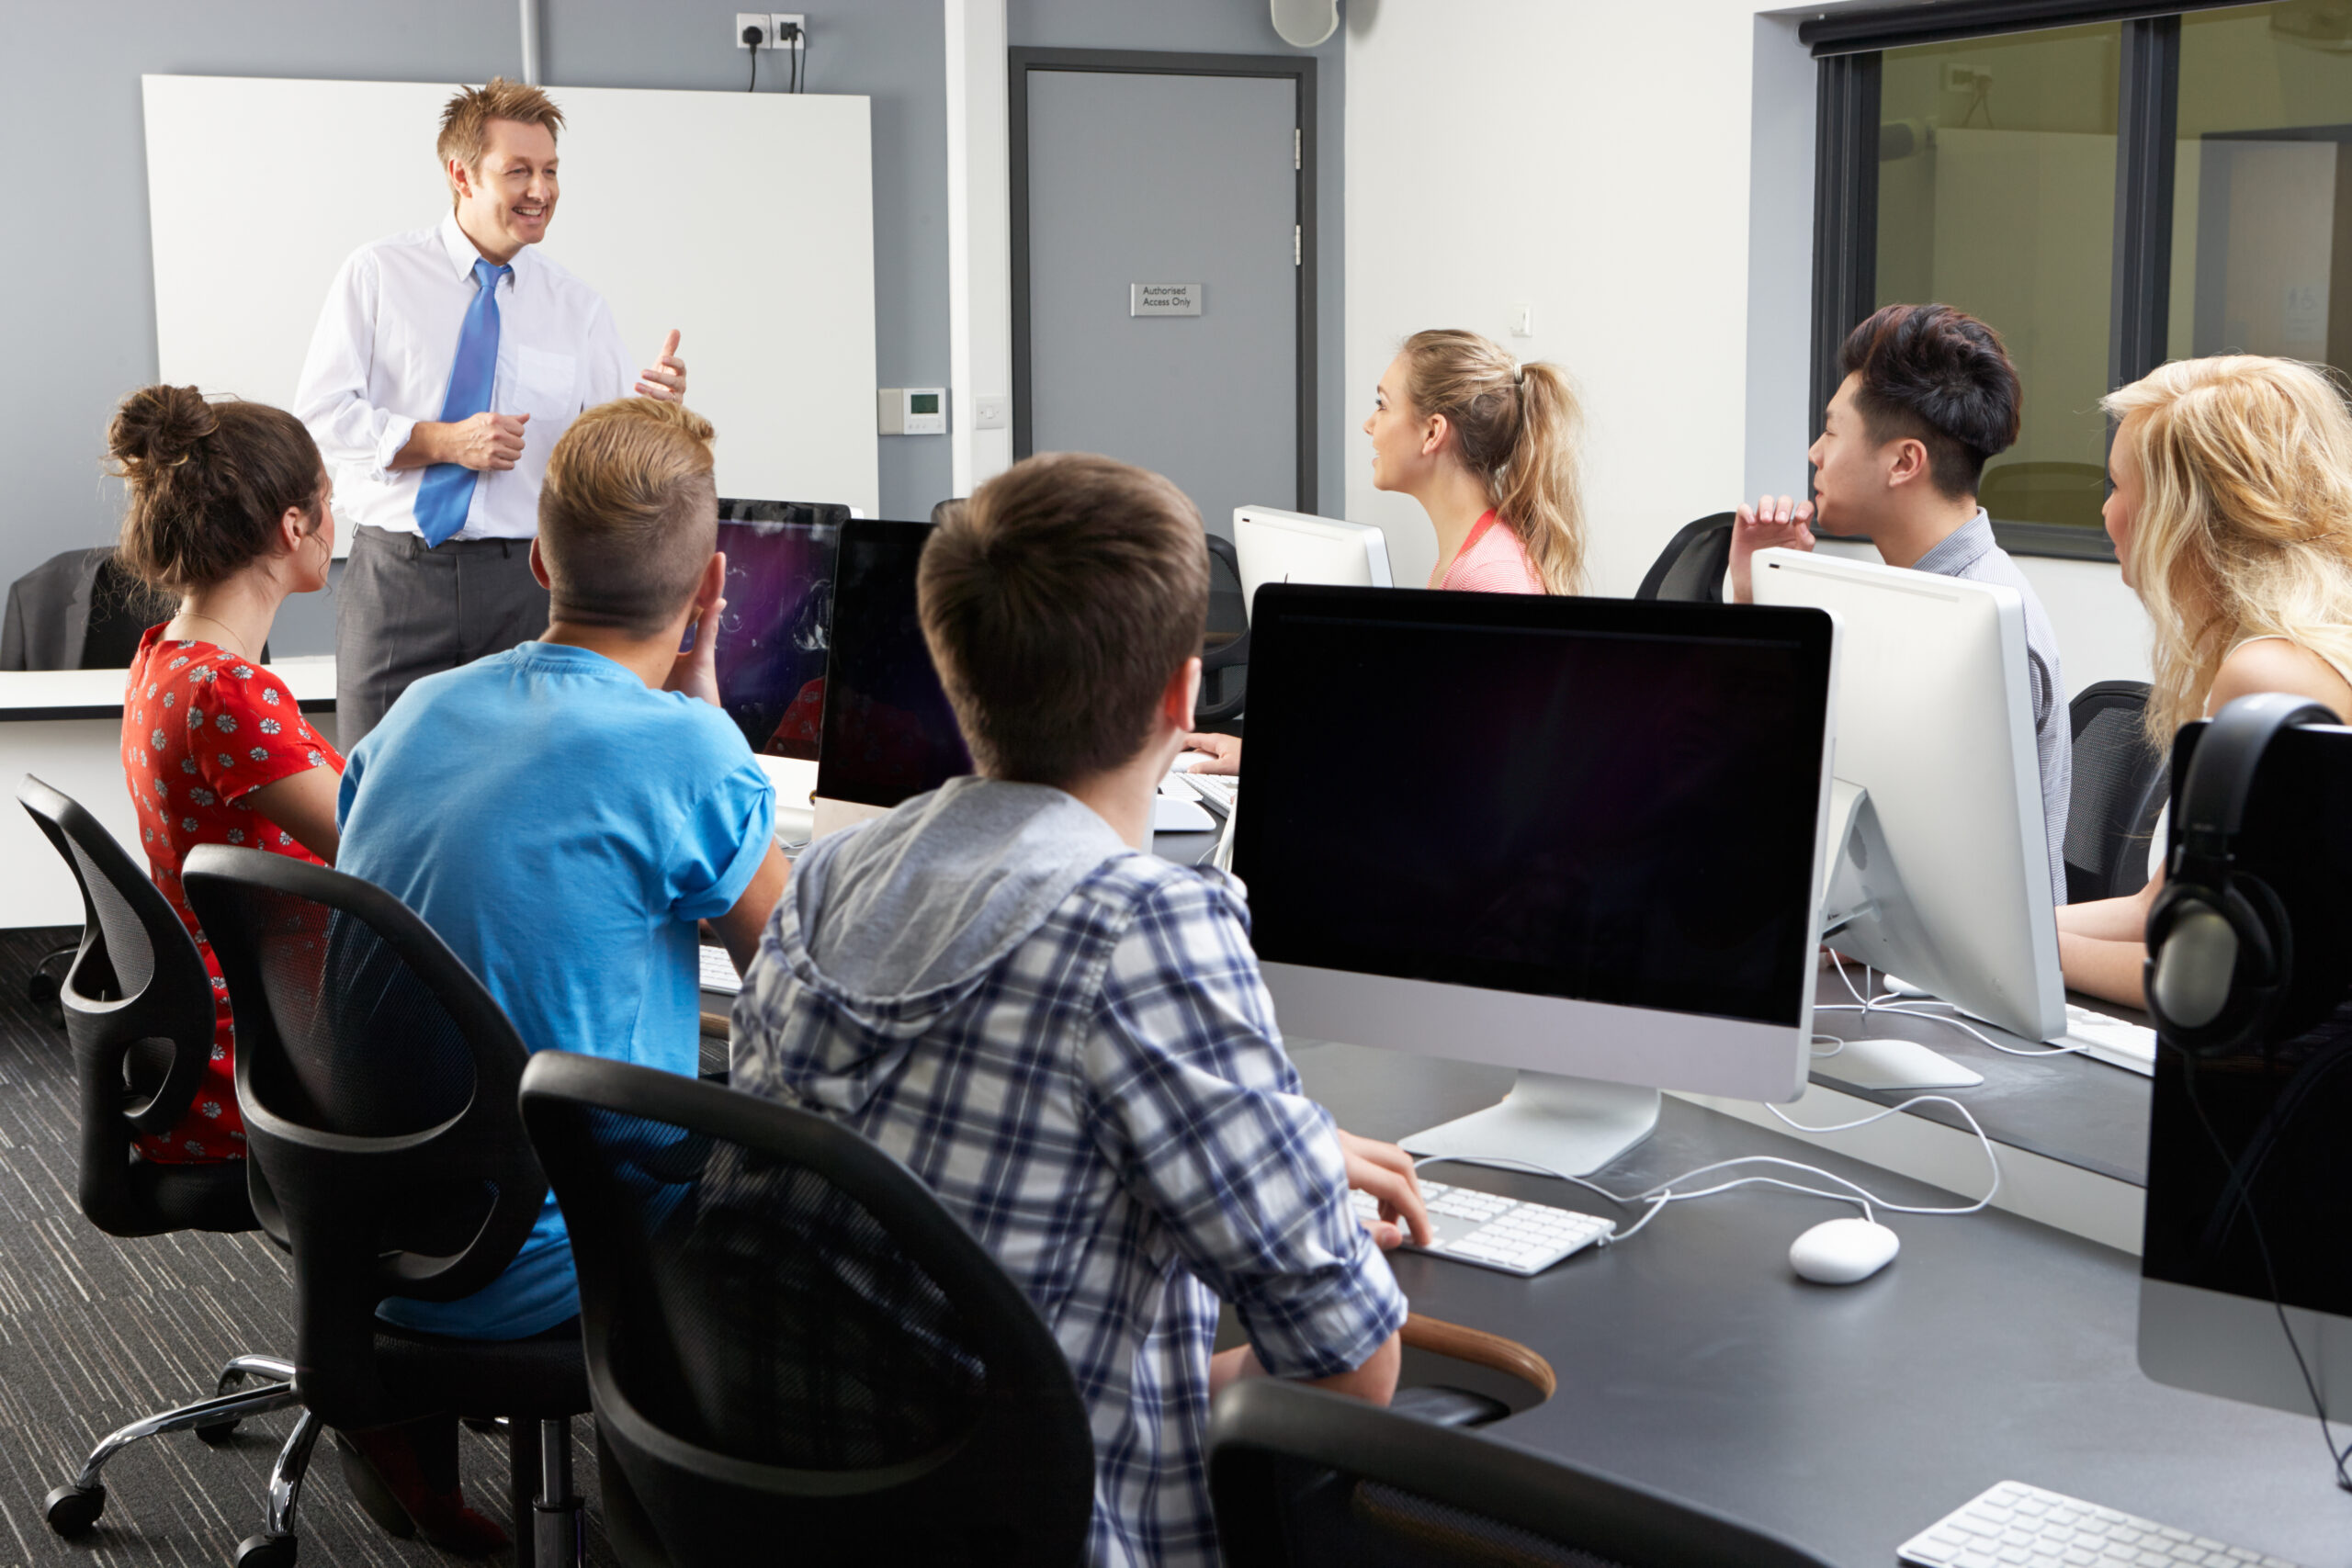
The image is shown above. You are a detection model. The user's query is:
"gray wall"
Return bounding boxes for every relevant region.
[0,0,1340,654]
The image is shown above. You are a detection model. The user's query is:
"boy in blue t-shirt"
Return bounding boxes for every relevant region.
[334,397,788,1549]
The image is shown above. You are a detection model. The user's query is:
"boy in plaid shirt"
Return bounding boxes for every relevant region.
[732,453,1426,1567]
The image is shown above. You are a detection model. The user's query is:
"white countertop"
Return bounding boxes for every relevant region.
[0,656,335,717]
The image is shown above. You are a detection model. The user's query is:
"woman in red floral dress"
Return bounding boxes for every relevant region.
[108,385,345,1163]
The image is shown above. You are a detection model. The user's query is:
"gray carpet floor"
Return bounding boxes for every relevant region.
[0,927,617,1568]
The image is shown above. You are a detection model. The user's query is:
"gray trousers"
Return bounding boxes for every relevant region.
[334,525,552,751]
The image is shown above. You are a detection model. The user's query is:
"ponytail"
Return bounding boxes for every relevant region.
[1398,330,1588,594]
[107,386,323,593]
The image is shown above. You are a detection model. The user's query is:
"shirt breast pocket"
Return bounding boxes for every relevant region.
[508,346,579,423]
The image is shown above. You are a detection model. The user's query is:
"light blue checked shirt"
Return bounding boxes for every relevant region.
[732,777,1407,1568]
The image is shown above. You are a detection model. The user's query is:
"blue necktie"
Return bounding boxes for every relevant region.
[413,258,512,547]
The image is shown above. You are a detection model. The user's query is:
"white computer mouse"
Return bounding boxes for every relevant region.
[1789,1217,1900,1284]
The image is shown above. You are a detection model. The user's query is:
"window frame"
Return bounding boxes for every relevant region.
[1804,0,2252,560]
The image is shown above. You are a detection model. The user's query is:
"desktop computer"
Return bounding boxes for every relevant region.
[1750,547,2067,1086]
[810,519,974,840]
[703,500,846,761]
[1232,584,1840,1175]
[1231,506,1395,615]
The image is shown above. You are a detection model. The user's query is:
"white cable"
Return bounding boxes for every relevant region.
[1405,1091,1999,1248]
[1824,951,2084,1058]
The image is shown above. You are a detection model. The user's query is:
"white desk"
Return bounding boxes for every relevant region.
[1,657,336,929]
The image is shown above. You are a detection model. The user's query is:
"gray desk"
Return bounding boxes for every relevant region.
[1298,1042,2351,1568]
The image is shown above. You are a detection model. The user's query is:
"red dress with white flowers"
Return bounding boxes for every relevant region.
[119,627,345,1163]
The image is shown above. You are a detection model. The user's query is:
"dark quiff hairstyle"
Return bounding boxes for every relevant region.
[919,453,1209,787]
[1837,303,2022,499]
[537,399,719,634]
[107,385,324,593]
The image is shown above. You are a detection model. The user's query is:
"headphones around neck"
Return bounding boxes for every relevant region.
[2143,692,2338,1055]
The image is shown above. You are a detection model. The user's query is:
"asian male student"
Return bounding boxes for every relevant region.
[730,451,1429,1568]
[1729,303,2071,903]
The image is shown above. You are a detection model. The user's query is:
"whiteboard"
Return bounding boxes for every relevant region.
[141,75,879,527]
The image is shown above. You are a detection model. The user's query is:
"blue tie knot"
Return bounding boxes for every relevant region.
[472,259,510,292]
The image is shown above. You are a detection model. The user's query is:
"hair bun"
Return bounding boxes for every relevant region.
[108,384,217,472]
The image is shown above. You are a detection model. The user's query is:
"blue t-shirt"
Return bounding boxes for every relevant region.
[336,641,775,1338]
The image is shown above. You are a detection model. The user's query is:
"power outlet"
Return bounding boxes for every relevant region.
[771,12,807,50]
[735,12,772,48]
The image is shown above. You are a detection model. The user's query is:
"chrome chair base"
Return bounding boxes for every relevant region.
[43,1351,299,1540]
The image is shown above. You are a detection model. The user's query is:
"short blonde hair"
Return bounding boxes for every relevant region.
[436,78,563,196]
[537,400,718,634]
[2102,355,2352,744]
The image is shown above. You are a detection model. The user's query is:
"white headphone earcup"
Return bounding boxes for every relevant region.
[2153,903,2241,1031]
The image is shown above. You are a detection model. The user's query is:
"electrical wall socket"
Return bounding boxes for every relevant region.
[735,12,772,47]
[771,12,807,49]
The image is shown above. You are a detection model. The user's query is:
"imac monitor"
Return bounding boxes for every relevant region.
[810,519,974,838]
[1751,547,2066,1061]
[2141,719,2352,1422]
[704,500,846,760]
[1232,506,1395,618]
[1233,585,1839,1174]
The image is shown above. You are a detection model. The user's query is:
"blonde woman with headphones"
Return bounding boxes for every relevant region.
[1182,329,1588,772]
[2059,355,2352,1006]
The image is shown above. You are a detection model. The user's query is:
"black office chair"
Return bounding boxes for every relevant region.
[1200,533,1250,725]
[1209,1378,1836,1568]
[183,845,587,1568]
[16,777,304,1541]
[1635,513,1736,603]
[515,1052,1095,1567]
[1,547,175,672]
[2065,681,2169,905]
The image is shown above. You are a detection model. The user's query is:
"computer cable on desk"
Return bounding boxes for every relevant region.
[1822,953,2086,1060]
[1408,1090,2001,1248]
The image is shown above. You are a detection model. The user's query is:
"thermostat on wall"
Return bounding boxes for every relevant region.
[878,388,948,436]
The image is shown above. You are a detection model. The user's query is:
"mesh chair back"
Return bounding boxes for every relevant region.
[1635,514,1736,604]
[1201,533,1251,724]
[17,775,238,1234]
[2065,681,2168,904]
[183,845,546,1429]
[1210,1380,1834,1568]
[519,1053,1094,1567]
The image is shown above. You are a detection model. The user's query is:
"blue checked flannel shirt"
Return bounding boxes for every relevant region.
[731,781,1408,1568]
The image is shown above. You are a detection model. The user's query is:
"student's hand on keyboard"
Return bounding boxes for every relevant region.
[1177,732,1242,776]
[1335,1129,1430,1248]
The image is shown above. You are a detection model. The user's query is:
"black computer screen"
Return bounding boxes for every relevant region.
[1233,587,1836,1026]
[812,519,974,808]
[2142,723,2352,1320]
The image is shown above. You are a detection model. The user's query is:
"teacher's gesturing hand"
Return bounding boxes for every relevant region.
[637,329,688,402]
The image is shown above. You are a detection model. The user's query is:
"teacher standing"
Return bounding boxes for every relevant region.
[295,78,687,748]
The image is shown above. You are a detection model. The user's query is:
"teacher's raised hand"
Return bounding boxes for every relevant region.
[638,329,688,402]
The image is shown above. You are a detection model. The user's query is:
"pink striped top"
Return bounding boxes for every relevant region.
[1434,510,1544,593]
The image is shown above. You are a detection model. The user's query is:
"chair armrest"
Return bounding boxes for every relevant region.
[1399,1313,1555,1401]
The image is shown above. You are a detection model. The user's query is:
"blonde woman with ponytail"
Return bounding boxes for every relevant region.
[1182,329,1588,771]
[2057,355,2352,1007]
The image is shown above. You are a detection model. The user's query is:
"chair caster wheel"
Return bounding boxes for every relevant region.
[194,1417,241,1446]
[44,1483,105,1537]
[234,1531,298,1567]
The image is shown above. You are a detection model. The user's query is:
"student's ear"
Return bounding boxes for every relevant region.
[527,536,554,591]
[275,503,311,556]
[697,549,727,607]
[1885,436,1931,490]
[1163,656,1203,732]
[1421,412,1452,459]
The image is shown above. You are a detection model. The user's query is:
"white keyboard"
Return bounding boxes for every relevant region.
[698,945,741,996]
[1352,1181,1612,1276]
[2061,1004,2156,1077]
[1181,771,1236,816]
[1898,1481,2300,1568]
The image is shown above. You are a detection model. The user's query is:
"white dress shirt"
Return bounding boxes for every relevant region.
[295,212,637,542]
